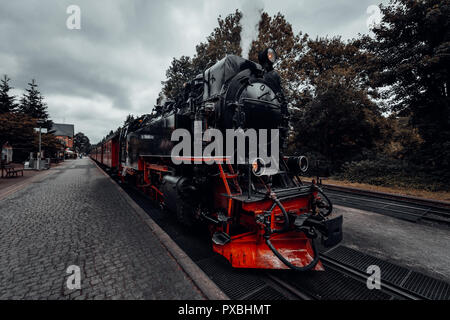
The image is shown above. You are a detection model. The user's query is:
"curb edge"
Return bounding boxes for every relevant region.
[91,159,229,300]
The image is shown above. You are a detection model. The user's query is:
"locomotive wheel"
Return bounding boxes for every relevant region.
[176,196,195,227]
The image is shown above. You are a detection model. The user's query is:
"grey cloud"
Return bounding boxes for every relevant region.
[0,0,387,143]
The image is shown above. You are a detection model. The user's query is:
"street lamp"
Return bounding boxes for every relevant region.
[36,119,46,171]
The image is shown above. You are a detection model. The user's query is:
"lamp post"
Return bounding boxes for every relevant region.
[62,140,66,161]
[36,119,45,171]
[38,125,42,170]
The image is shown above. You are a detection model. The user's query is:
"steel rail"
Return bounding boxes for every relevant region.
[104,166,433,300]
[265,274,316,300]
[325,189,450,226]
[322,184,450,210]
[319,254,424,300]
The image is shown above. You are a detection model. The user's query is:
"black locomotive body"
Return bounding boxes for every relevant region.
[93,50,343,270]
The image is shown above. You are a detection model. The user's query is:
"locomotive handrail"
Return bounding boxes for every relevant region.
[240,98,280,109]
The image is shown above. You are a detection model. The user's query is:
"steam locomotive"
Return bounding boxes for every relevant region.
[91,49,343,271]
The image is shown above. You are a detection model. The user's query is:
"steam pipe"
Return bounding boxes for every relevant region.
[265,236,320,271]
[267,197,290,234]
[264,194,320,271]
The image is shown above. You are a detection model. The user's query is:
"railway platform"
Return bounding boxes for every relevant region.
[0,158,225,300]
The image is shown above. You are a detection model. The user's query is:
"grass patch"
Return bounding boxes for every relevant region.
[301,176,450,202]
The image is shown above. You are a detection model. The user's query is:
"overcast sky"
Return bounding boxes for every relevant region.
[0,0,387,143]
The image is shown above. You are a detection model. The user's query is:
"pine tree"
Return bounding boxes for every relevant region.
[367,0,450,172]
[162,56,196,99]
[124,114,134,125]
[0,112,37,161]
[0,75,17,114]
[0,76,39,161]
[19,79,51,128]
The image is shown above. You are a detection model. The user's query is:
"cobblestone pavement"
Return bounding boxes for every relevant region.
[0,158,203,300]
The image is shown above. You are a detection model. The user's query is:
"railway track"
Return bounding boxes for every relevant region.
[319,246,450,300]
[319,255,420,300]
[97,166,450,300]
[320,185,450,226]
[267,248,450,300]
[116,180,449,301]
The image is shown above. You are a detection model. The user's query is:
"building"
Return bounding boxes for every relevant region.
[52,123,74,150]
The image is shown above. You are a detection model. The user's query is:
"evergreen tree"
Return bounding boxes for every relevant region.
[19,79,52,128]
[0,112,37,161]
[124,114,135,126]
[162,56,196,100]
[0,75,17,114]
[367,0,450,172]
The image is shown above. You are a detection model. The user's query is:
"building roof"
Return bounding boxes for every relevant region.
[52,123,74,137]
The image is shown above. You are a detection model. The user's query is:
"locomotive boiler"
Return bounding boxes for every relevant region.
[92,48,343,270]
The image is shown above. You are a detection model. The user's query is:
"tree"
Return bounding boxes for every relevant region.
[19,79,52,129]
[0,112,37,161]
[192,10,242,72]
[38,133,64,159]
[0,75,17,114]
[162,56,196,100]
[162,10,243,99]
[383,116,423,160]
[73,132,91,154]
[248,12,308,106]
[289,37,388,168]
[367,0,450,169]
[290,84,390,167]
[298,37,377,103]
[0,77,64,161]
[123,114,135,126]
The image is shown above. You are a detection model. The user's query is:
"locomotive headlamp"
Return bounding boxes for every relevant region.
[258,48,277,71]
[267,48,276,63]
[251,158,265,176]
[286,156,309,173]
[299,156,308,172]
[252,160,259,174]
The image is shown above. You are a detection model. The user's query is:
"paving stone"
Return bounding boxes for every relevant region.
[0,159,203,300]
